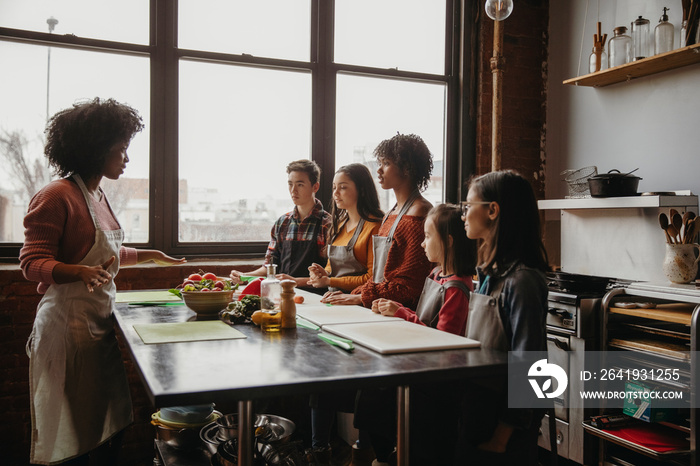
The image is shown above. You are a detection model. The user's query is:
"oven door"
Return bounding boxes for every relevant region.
[546,332,570,422]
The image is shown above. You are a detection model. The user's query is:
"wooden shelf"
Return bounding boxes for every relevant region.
[563,43,700,87]
[609,303,695,325]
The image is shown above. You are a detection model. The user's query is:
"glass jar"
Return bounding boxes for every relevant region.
[654,7,674,54]
[608,26,633,67]
[260,263,281,310]
[631,15,651,60]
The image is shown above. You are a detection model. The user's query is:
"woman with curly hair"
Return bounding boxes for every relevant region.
[320,133,434,310]
[20,98,185,466]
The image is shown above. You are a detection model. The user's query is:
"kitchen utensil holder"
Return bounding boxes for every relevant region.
[561,166,598,198]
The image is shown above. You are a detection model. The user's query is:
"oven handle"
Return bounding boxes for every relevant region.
[547,335,570,351]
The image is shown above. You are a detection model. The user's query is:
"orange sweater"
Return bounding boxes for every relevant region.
[20,178,138,294]
[324,219,381,292]
[352,214,432,309]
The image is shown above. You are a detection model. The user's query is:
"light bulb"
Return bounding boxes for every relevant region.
[485,0,513,21]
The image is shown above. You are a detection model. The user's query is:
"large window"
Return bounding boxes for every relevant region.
[0,0,463,259]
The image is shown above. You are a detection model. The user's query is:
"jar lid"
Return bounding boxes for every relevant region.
[633,16,649,25]
[613,26,628,35]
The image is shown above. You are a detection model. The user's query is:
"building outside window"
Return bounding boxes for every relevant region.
[0,0,463,259]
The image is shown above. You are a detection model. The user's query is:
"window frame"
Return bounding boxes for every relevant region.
[0,0,470,260]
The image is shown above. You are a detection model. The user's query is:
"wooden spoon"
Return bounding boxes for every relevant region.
[659,213,673,244]
[672,212,683,243]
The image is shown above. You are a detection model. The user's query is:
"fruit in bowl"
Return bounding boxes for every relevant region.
[169,272,239,318]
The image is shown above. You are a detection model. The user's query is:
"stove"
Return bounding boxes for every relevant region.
[538,272,622,464]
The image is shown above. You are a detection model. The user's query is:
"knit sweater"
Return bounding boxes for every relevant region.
[19,178,138,294]
[324,219,381,292]
[352,214,432,309]
[394,272,473,336]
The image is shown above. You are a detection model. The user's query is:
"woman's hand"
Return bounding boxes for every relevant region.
[308,263,328,279]
[230,270,243,284]
[307,275,330,288]
[320,291,362,305]
[79,256,115,292]
[137,249,186,266]
[371,298,400,316]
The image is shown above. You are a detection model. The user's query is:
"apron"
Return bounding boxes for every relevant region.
[371,190,421,283]
[279,216,325,278]
[327,219,366,292]
[415,267,472,328]
[465,274,509,351]
[26,174,132,465]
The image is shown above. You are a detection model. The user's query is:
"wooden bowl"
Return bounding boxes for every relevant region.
[181,290,234,318]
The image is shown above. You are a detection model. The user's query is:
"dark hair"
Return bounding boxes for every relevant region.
[286,159,321,185]
[44,97,144,179]
[373,133,433,192]
[427,204,476,277]
[468,170,549,275]
[328,163,384,240]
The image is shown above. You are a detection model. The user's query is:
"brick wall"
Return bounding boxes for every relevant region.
[0,262,258,466]
[474,0,549,198]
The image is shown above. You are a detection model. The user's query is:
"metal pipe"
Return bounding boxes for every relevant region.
[491,19,504,171]
[238,399,254,466]
[396,385,410,465]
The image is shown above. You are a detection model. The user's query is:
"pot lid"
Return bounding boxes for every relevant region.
[589,168,641,179]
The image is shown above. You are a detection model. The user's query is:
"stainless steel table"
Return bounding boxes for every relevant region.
[114,293,507,465]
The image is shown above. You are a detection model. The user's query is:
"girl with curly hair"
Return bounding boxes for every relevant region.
[20,98,185,465]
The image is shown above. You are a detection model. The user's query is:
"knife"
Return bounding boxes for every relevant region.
[296,317,320,330]
[317,333,354,352]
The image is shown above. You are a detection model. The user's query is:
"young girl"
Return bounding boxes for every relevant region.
[320,133,433,309]
[371,203,476,335]
[367,203,477,465]
[458,169,549,465]
[306,163,383,292]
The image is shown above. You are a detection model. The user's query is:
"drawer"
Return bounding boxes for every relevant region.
[538,413,569,460]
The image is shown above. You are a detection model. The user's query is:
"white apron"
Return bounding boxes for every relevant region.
[27,175,132,465]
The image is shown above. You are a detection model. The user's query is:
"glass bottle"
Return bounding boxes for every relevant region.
[631,15,651,60]
[588,47,607,73]
[654,7,674,54]
[608,26,633,67]
[260,263,281,310]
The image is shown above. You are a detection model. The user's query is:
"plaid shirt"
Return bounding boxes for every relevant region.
[265,198,331,267]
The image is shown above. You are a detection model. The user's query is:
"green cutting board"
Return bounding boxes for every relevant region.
[133,321,246,344]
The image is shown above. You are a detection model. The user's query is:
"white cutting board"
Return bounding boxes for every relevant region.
[296,303,401,327]
[323,320,481,354]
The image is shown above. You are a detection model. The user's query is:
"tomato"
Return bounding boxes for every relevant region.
[182,279,194,287]
[213,280,225,290]
[200,288,211,292]
[293,295,304,304]
[202,272,218,281]
[188,273,203,281]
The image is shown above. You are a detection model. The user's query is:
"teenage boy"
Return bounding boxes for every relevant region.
[230,159,331,285]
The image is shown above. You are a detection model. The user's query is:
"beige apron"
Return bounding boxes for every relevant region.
[415,268,472,328]
[327,219,366,292]
[372,191,420,283]
[27,175,132,465]
[465,275,508,351]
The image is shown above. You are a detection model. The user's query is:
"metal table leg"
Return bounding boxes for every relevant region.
[396,385,410,466]
[238,399,254,466]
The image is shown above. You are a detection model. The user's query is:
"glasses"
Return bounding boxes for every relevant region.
[461,201,490,216]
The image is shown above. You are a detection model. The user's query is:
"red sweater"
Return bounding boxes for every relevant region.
[19,178,138,294]
[394,272,473,336]
[352,214,432,309]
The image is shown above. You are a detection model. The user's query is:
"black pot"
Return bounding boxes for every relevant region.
[588,169,642,197]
